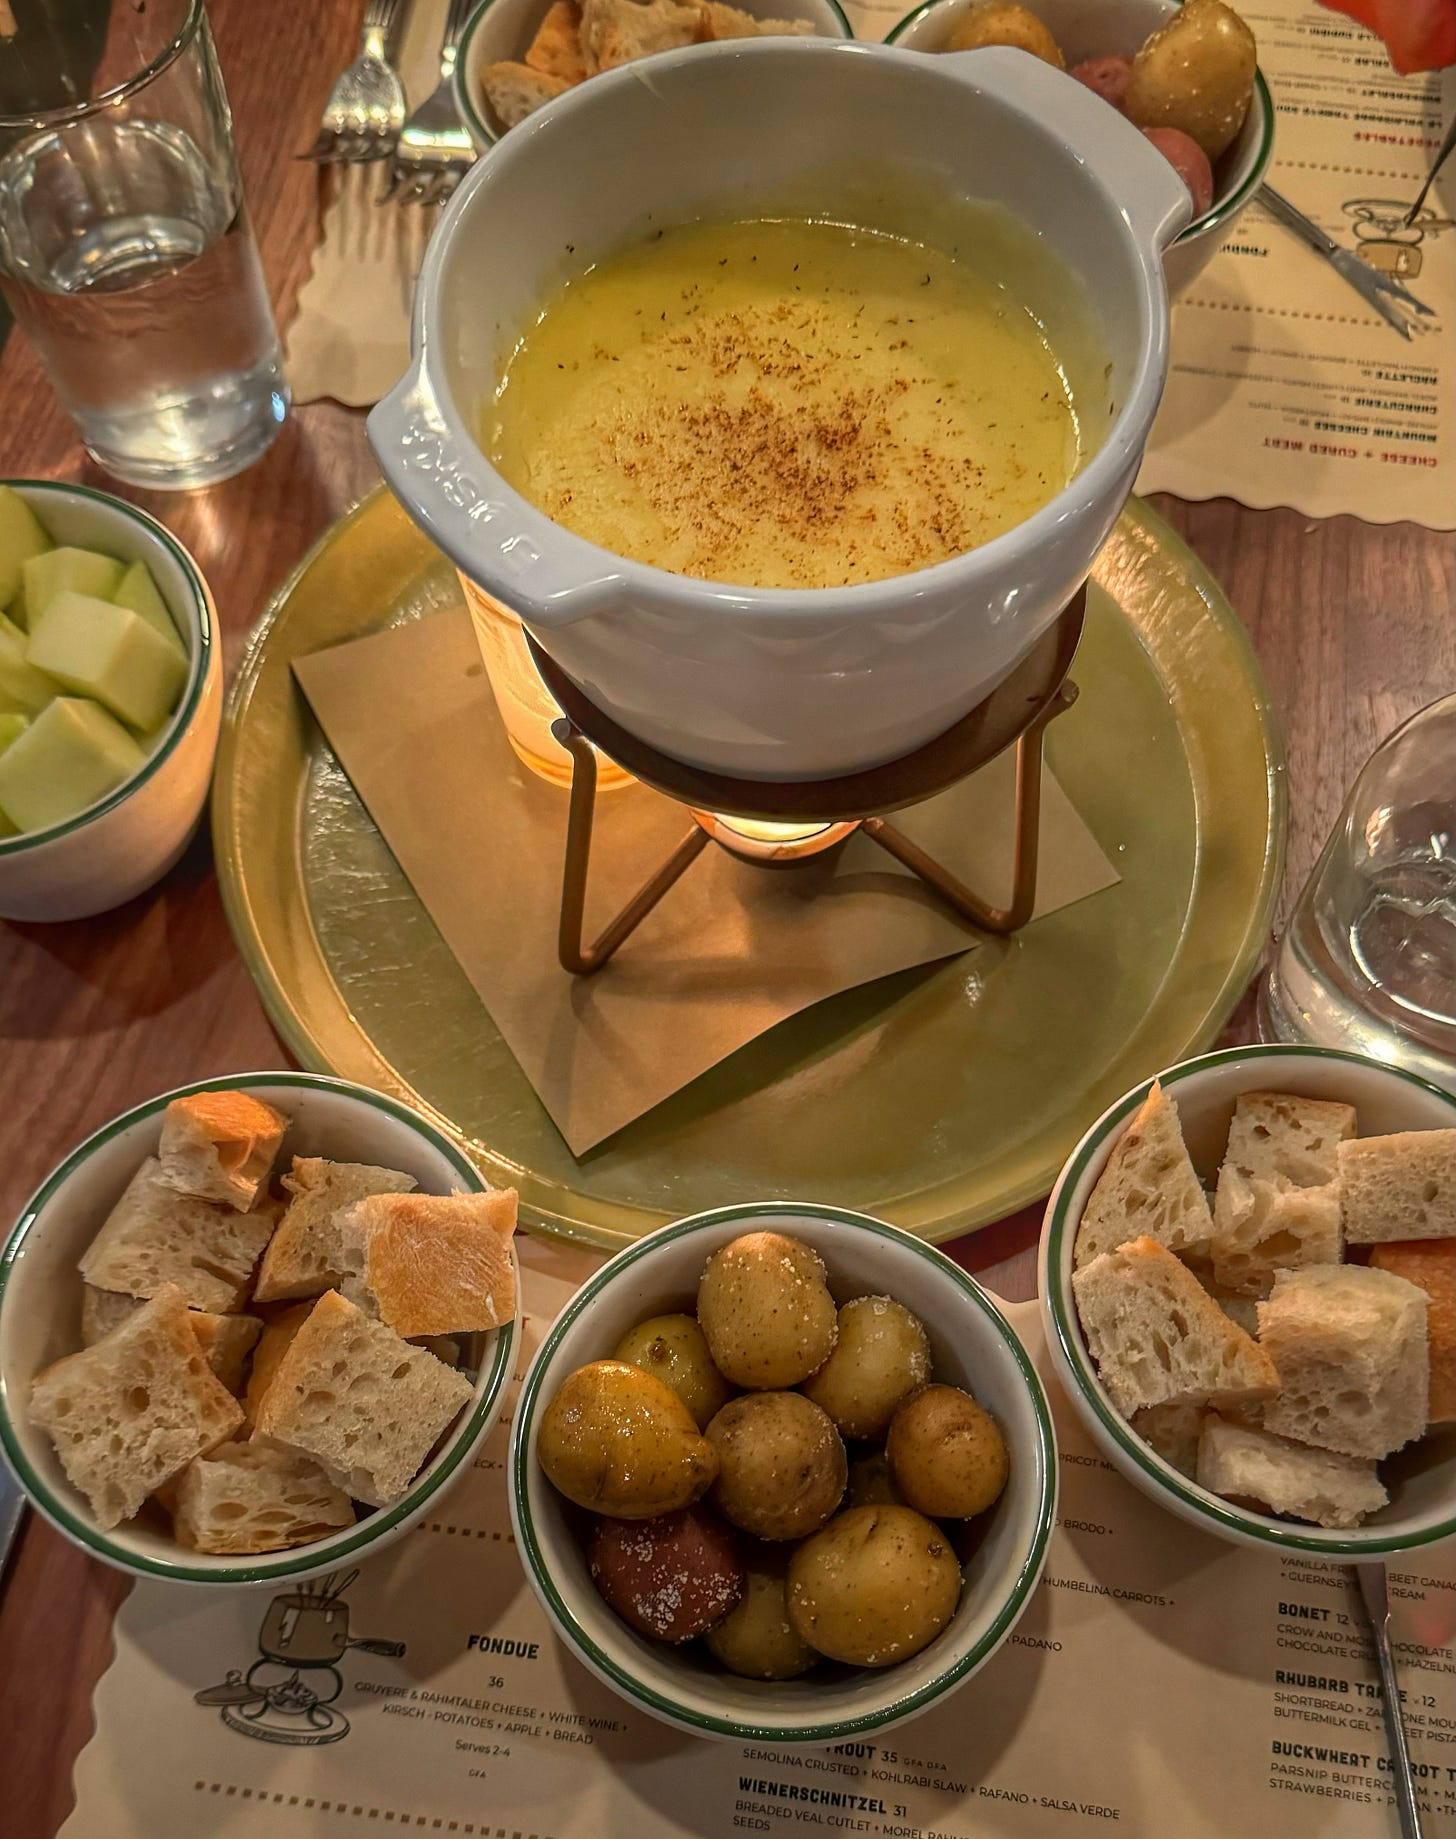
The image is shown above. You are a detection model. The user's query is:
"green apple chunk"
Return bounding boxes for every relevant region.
[0,611,57,715]
[0,487,51,608]
[0,696,145,834]
[20,545,124,630]
[113,559,184,654]
[27,590,186,731]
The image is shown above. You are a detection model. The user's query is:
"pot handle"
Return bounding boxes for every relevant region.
[366,367,625,630]
[937,46,1193,254]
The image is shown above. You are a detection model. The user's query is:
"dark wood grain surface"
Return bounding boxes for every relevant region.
[0,5,1452,1833]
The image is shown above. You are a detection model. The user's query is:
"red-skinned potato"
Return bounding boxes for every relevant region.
[1071,54,1133,109]
[1141,126,1215,218]
[589,1507,744,1642]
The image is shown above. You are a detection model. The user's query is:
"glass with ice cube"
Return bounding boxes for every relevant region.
[0,0,287,487]
[1261,695,1456,1093]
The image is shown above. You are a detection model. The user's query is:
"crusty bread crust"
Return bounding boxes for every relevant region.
[30,1285,243,1528]
[242,1301,315,1430]
[255,1291,472,1507]
[156,1091,288,1211]
[1369,1238,1455,1427]
[253,1157,417,1303]
[340,1189,517,1338]
[1074,1082,1214,1270]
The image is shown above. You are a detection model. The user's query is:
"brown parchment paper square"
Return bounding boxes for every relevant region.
[293,608,1117,1154]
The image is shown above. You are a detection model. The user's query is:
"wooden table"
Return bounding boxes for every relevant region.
[0,5,1452,1833]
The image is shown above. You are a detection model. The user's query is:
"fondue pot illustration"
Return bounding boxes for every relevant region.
[196,1570,405,1745]
[369,38,1188,783]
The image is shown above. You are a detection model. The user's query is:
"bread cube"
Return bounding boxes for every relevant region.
[1073,1081,1214,1269]
[1219,1091,1356,1189]
[173,1441,355,1554]
[80,1284,260,1394]
[340,1188,517,1337]
[1196,1416,1386,1530]
[253,1157,417,1302]
[79,1157,279,1314]
[1206,1091,1354,1294]
[254,1290,472,1507]
[29,1285,243,1528]
[1258,1264,1429,1459]
[1369,1238,1455,1426]
[1339,1130,1455,1244]
[157,1089,288,1212]
[1071,1236,1279,1417]
[1130,1400,1208,1477]
[242,1300,315,1430]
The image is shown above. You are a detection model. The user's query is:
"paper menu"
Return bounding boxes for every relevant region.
[1136,0,1455,528]
[65,1239,1455,1839]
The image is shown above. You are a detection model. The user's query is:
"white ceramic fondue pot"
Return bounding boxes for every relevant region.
[369,40,1190,782]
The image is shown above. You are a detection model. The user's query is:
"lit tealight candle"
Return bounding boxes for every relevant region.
[458,574,629,790]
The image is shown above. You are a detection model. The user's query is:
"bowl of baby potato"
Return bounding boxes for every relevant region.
[887,0,1274,296]
[510,1204,1055,1742]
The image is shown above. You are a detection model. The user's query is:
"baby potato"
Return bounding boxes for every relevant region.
[590,1507,744,1643]
[538,1360,718,1518]
[946,2,1065,68]
[697,1231,837,1389]
[787,1505,962,1667]
[1141,127,1215,218]
[801,1295,931,1440]
[1071,54,1133,110]
[845,1449,904,1510]
[705,1549,818,1679]
[613,1313,735,1430]
[887,1384,1009,1520]
[1123,0,1257,160]
[706,1391,847,1540]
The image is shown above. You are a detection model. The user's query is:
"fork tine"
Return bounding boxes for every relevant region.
[296,130,338,162]
[418,171,449,208]
[377,164,409,203]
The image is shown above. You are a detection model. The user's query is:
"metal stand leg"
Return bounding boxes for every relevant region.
[860,681,1079,934]
[554,719,709,975]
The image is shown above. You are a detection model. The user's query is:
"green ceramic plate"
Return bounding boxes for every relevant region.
[213,488,1285,1250]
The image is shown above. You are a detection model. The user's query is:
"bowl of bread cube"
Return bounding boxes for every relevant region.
[0,1073,518,1584]
[457,0,851,146]
[1040,1045,1455,1559]
[0,479,223,922]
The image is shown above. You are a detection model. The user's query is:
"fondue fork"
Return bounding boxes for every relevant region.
[1355,1564,1423,1839]
[1259,185,1434,340]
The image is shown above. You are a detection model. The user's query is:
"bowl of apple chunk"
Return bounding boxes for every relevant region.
[0,479,220,920]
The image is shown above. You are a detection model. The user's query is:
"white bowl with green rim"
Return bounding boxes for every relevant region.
[0,480,222,921]
[0,1072,517,1586]
[1040,1045,1456,1562]
[884,0,1274,296]
[510,1202,1055,1742]
[455,0,854,149]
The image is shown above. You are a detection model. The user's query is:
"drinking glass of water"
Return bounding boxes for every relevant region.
[0,0,287,487]
[1261,695,1456,1092]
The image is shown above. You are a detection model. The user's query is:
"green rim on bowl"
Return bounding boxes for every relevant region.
[1044,1045,1456,1557]
[455,0,856,146]
[511,1202,1057,1741]
[880,5,1274,244]
[0,479,213,860]
[0,1072,517,1584]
